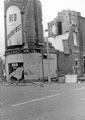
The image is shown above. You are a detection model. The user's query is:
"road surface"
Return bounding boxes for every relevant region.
[1,83,85,120]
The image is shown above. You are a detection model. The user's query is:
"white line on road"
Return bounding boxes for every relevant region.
[80,99,85,101]
[12,93,60,107]
[74,87,85,91]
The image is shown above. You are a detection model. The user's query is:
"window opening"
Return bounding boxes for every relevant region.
[57,22,62,35]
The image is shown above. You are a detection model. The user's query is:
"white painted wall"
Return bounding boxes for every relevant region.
[48,33,69,52]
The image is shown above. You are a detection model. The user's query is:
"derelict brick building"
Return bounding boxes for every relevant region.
[4,0,44,81]
[48,10,83,75]
[4,0,57,81]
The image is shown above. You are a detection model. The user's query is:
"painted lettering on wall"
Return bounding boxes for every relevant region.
[9,14,17,22]
[6,5,22,46]
[7,24,21,40]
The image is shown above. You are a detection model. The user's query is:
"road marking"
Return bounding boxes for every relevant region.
[74,87,85,91]
[11,93,60,107]
[80,99,85,101]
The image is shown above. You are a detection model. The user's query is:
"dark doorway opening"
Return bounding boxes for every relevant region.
[84,59,85,73]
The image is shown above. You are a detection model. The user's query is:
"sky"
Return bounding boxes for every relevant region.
[0,0,85,57]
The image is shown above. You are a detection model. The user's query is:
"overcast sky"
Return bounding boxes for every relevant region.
[0,0,85,57]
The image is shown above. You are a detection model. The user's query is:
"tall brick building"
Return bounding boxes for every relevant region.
[4,0,44,81]
[4,0,57,82]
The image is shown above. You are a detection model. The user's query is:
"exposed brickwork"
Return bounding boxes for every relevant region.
[33,0,43,43]
[48,10,82,75]
[23,0,44,46]
[24,0,36,45]
[57,25,81,75]
[0,58,3,77]
[48,10,81,37]
[78,16,85,74]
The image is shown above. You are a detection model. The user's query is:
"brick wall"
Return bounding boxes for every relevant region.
[48,10,81,37]
[4,0,44,50]
[24,0,36,45]
[57,51,74,76]
[57,26,80,75]
[79,16,85,52]
[78,16,85,74]
[34,0,44,43]
[24,0,43,46]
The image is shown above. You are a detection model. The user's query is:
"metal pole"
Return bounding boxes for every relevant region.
[47,37,51,83]
[42,54,44,83]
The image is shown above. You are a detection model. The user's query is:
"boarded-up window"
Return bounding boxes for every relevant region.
[73,32,78,46]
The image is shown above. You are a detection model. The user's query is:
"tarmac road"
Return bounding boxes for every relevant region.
[1,83,85,120]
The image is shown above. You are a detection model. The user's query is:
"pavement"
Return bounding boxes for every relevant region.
[1,82,85,120]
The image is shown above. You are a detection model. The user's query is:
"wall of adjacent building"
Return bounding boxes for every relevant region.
[57,26,81,75]
[78,16,85,74]
[48,10,81,75]
[57,51,74,76]
[0,58,3,78]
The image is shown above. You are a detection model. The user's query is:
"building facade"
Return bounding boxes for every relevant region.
[48,10,82,75]
[4,0,57,81]
[4,0,43,81]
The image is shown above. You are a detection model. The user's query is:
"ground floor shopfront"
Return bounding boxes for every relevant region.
[5,52,57,82]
